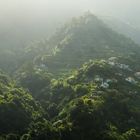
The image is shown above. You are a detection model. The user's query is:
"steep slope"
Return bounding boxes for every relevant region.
[1,13,140,76]
[32,13,140,74]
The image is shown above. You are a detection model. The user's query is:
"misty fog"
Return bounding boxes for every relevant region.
[0,0,140,48]
[1,1,140,139]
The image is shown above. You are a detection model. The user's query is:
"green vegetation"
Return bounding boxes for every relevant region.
[0,13,140,139]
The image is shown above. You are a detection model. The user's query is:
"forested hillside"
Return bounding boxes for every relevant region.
[0,13,140,140]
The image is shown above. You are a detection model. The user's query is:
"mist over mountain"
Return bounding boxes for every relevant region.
[29,13,140,75]
[0,0,140,48]
[0,1,140,140]
[101,16,140,44]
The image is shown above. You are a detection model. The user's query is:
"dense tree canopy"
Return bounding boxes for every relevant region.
[0,13,140,140]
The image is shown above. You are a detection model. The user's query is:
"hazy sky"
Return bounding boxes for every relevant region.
[1,0,140,26]
[0,0,140,47]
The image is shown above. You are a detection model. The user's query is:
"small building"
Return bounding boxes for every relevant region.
[117,63,131,71]
[100,82,109,89]
[125,77,137,84]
